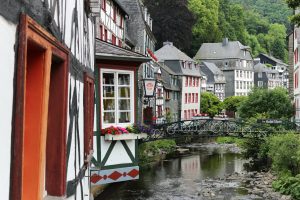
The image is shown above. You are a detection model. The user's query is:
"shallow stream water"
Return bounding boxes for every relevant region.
[96,143,255,200]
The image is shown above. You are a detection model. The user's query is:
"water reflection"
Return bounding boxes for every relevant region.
[96,144,247,200]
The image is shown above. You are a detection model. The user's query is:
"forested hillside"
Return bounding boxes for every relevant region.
[144,0,292,62]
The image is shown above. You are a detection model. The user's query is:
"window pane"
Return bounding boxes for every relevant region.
[103,112,115,123]
[119,99,130,110]
[118,74,130,85]
[119,112,131,123]
[103,99,115,110]
[103,86,115,97]
[103,73,114,85]
[119,87,130,97]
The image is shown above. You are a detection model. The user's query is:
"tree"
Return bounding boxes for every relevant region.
[223,96,247,113]
[287,0,300,26]
[144,0,195,54]
[200,92,223,117]
[238,87,293,119]
[188,0,220,56]
[245,33,266,57]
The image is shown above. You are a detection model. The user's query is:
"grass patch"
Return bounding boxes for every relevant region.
[216,136,244,147]
[138,139,176,166]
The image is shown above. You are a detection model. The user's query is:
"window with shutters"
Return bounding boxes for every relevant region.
[84,73,94,163]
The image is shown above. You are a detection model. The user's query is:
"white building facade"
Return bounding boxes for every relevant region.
[294,28,300,124]
[0,1,96,200]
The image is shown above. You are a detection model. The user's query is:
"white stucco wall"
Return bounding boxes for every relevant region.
[0,15,16,199]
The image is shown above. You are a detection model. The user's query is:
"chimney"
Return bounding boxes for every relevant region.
[163,41,173,46]
[222,38,229,46]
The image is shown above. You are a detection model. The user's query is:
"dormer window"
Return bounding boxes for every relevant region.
[188,62,192,69]
[182,61,186,68]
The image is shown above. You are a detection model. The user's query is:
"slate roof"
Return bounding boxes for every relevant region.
[194,41,253,60]
[114,0,129,16]
[202,62,222,75]
[254,63,269,73]
[201,62,226,84]
[163,60,202,77]
[154,42,202,77]
[95,39,150,62]
[155,42,194,62]
[259,53,288,66]
[160,64,180,91]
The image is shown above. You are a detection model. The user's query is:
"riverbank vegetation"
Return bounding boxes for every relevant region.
[215,137,244,147]
[231,133,300,199]
[138,139,176,167]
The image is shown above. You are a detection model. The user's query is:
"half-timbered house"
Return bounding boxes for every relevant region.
[87,0,150,193]
[0,0,97,199]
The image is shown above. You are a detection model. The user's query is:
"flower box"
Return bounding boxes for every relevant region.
[104,133,148,141]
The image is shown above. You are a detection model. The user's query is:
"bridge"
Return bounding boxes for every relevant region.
[142,118,297,142]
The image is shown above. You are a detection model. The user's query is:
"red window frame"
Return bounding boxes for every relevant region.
[196,93,199,103]
[112,35,116,45]
[184,110,187,120]
[192,93,194,103]
[185,77,188,86]
[104,29,108,41]
[102,0,106,11]
[113,6,117,22]
[295,72,299,89]
[99,25,103,40]
[120,16,123,28]
[157,105,162,117]
[157,88,162,97]
[185,93,187,104]
[84,73,95,163]
[188,93,191,103]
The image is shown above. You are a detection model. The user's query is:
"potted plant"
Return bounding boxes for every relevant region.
[101,125,148,141]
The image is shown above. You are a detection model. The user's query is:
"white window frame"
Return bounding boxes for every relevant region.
[100,69,135,128]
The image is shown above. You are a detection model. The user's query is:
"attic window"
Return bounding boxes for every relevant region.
[188,62,192,69]
[182,61,186,68]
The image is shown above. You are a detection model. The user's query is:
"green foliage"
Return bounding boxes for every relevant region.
[238,87,293,119]
[287,0,300,27]
[200,92,223,117]
[231,0,292,29]
[272,175,300,199]
[223,96,247,113]
[240,138,268,160]
[138,139,176,166]
[166,111,172,123]
[267,134,300,176]
[245,33,266,57]
[216,136,244,147]
[143,0,195,54]
[188,0,221,55]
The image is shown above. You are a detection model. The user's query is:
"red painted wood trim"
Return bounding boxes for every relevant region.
[10,14,69,199]
[84,73,95,163]
[96,62,141,128]
[46,54,68,196]
[10,13,28,200]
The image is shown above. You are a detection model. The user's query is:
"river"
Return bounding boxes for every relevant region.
[96,143,263,200]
